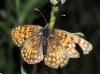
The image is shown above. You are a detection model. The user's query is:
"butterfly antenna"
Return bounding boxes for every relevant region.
[35,8,48,24]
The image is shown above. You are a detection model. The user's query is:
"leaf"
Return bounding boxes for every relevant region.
[0,10,7,20]
[21,64,27,74]
[73,32,84,37]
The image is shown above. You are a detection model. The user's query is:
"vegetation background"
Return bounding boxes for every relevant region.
[0,0,100,74]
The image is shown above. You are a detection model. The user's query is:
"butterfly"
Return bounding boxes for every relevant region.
[11,24,92,69]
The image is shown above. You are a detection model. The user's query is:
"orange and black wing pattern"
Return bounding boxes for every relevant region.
[11,25,43,64]
[44,37,69,69]
[21,35,43,64]
[11,25,42,47]
[54,29,92,58]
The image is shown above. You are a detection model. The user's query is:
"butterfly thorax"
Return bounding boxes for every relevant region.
[43,26,50,38]
[42,25,51,55]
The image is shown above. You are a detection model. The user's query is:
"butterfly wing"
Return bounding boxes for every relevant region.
[11,25,43,64]
[21,35,43,64]
[11,25,42,47]
[44,37,69,69]
[54,29,92,58]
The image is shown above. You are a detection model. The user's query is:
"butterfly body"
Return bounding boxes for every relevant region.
[11,24,92,69]
[41,24,52,55]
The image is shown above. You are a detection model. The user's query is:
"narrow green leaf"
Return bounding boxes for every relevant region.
[0,10,7,19]
[73,32,84,37]
[21,64,27,74]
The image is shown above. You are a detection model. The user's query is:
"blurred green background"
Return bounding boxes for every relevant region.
[0,0,100,74]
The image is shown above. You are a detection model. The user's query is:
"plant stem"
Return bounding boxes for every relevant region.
[49,6,59,29]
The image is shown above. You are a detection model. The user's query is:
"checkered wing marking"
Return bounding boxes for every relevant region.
[44,37,69,69]
[54,29,93,56]
[21,35,43,64]
[11,25,42,47]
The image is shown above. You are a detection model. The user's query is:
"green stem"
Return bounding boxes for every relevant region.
[49,6,59,29]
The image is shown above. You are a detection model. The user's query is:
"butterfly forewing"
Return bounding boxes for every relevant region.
[54,29,93,56]
[44,37,69,69]
[11,25,42,47]
[21,35,43,64]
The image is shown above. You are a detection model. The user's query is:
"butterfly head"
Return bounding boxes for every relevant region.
[44,23,50,29]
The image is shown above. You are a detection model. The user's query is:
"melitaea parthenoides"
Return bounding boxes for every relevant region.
[11,23,92,69]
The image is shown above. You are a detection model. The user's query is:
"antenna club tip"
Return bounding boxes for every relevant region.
[35,8,38,11]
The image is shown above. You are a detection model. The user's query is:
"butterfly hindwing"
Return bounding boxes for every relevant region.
[21,35,43,64]
[44,37,69,69]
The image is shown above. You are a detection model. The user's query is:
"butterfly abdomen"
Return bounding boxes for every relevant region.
[42,38,48,55]
[42,26,50,55]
